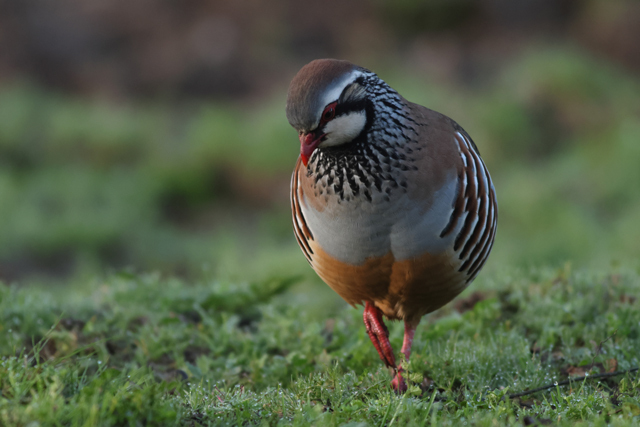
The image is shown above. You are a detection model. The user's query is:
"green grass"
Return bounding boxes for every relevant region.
[1,267,639,425]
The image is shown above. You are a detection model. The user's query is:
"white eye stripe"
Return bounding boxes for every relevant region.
[316,71,363,124]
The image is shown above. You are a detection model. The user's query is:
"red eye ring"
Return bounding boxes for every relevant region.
[320,102,337,124]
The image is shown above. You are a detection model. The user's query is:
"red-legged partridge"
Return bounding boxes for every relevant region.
[287,59,498,392]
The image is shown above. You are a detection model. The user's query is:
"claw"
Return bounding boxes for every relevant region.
[391,370,407,393]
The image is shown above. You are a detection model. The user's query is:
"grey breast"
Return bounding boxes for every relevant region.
[300,170,461,265]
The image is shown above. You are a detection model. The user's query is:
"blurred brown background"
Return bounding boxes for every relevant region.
[2,1,638,97]
[0,0,638,286]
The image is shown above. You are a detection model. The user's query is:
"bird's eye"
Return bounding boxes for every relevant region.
[321,102,337,123]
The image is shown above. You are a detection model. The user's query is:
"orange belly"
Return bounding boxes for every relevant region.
[308,240,468,325]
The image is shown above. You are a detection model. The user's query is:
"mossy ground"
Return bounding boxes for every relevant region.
[1,267,639,426]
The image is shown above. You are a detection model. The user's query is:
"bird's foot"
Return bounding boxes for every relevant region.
[391,370,407,393]
[363,302,397,369]
[363,303,418,394]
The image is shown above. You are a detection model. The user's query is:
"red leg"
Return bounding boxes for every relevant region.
[363,302,397,369]
[391,320,418,393]
[401,321,417,360]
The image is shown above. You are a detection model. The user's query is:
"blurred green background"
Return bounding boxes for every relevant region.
[0,0,638,291]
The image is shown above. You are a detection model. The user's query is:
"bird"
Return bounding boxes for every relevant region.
[286,59,497,392]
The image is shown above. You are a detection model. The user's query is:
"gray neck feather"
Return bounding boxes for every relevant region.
[307,73,422,204]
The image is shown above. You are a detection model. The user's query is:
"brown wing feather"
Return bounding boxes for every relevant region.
[451,131,498,283]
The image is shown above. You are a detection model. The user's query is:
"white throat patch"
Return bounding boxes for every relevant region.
[319,111,367,148]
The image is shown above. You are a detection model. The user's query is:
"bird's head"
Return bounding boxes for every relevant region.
[286,59,371,166]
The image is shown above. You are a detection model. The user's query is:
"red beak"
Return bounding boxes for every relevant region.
[299,132,325,166]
